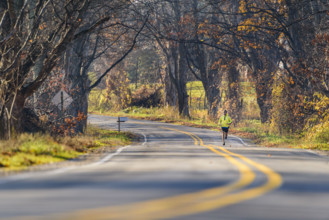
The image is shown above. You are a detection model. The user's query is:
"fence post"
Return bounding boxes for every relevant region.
[118,116,120,132]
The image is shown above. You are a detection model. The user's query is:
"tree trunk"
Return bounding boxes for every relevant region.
[177,43,190,117]
[64,42,90,134]
[0,92,26,139]
[255,82,272,123]
[163,67,177,107]
[253,58,275,123]
[165,42,189,117]
[205,81,221,119]
[247,48,276,123]
[69,89,89,134]
[177,84,189,117]
[227,65,242,123]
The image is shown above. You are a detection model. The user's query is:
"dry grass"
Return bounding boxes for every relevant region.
[0,126,133,170]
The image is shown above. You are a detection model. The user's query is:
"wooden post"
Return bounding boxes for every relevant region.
[61,91,64,123]
[118,116,120,132]
[117,117,127,132]
[189,85,192,110]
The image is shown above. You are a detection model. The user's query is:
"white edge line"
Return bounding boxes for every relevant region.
[222,133,249,147]
[232,135,249,146]
[87,145,130,167]
[0,133,147,185]
[305,149,323,157]
[142,133,147,145]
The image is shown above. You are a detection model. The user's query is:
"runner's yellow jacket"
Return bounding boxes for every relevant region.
[219,115,232,127]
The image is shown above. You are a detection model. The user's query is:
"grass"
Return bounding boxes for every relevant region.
[0,126,134,171]
[91,106,329,151]
[233,120,298,147]
[89,80,329,152]
[90,106,293,147]
[187,81,207,110]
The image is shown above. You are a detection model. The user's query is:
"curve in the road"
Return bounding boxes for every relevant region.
[11,123,282,220]
[149,127,282,218]
[34,125,281,220]
[165,127,282,214]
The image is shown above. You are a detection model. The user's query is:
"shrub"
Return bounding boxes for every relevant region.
[130,84,163,108]
[270,75,308,135]
[305,93,329,145]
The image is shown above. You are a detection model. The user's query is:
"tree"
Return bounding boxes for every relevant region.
[185,0,223,119]
[0,0,137,138]
[146,0,192,117]
[29,5,148,135]
[125,46,162,88]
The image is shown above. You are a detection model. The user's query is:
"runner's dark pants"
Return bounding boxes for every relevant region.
[221,127,229,133]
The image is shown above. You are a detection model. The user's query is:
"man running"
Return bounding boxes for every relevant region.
[219,110,232,145]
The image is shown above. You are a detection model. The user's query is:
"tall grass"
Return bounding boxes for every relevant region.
[0,126,133,170]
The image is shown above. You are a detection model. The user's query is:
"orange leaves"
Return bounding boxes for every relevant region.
[230,82,237,89]
[289,77,294,85]
[77,111,87,122]
[39,23,47,30]
[211,58,230,71]
[313,34,329,44]
[53,112,86,137]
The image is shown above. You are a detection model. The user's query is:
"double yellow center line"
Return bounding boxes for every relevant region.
[151,126,282,218]
[22,125,282,220]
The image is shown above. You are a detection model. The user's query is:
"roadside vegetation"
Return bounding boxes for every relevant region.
[89,80,329,152]
[0,126,133,171]
[1,0,328,172]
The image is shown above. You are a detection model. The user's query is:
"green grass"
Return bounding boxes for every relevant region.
[0,126,133,170]
[84,125,133,148]
[89,81,329,152]
[187,81,206,110]
[0,133,81,170]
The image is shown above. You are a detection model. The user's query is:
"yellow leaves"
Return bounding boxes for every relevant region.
[237,19,257,33]
[310,93,329,114]
[239,0,247,13]
[198,23,205,30]
[239,0,259,13]
[238,1,282,36]
[238,39,261,50]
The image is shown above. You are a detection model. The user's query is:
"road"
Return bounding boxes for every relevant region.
[1,114,329,220]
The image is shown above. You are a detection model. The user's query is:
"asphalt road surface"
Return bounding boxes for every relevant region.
[1,114,329,220]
